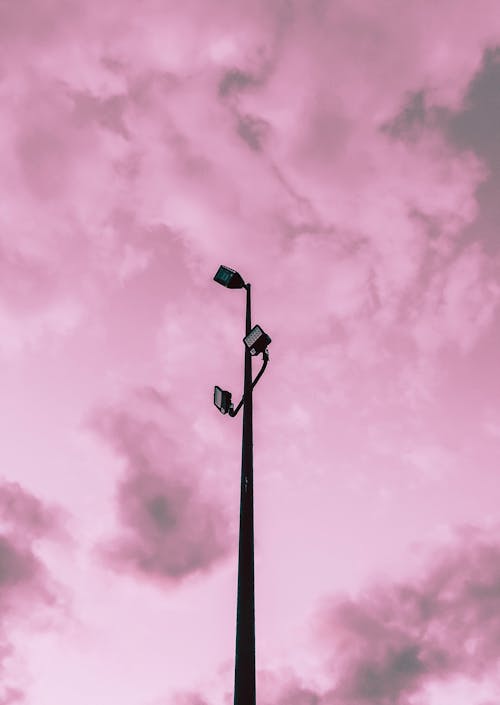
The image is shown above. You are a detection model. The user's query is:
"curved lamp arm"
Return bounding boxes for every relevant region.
[229,351,269,417]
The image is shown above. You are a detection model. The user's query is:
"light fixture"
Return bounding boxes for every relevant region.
[213,265,245,289]
[214,385,233,414]
[243,324,271,356]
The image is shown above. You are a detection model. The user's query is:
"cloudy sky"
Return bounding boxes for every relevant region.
[1,1,500,703]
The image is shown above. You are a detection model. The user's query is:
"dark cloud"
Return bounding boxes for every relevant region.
[237,113,270,151]
[445,46,500,252]
[105,465,230,580]
[382,46,500,157]
[0,482,62,607]
[448,47,500,163]
[381,90,430,142]
[313,526,500,704]
[0,536,40,590]
[219,68,259,98]
[0,480,62,701]
[90,387,231,583]
[383,46,500,253]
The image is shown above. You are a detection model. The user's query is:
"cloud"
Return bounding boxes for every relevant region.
[174,526,500,705]
[0,0,498,393]
[90,387,232,583]
[0,480,63,538]
[442,46,500,258]
[0,480,63,701]
[0,1,498,703]
[448,47,500,164]
[311,526,500,704]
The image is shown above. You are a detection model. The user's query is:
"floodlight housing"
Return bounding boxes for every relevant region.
[214,385,233,414]
[243,324,271,356]
[213,265,245,289]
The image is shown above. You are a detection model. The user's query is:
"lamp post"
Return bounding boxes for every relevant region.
[213,265,271,705]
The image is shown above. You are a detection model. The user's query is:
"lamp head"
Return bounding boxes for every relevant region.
[214,386,233,414]
[213,265,245,289]
[243,324,272,356]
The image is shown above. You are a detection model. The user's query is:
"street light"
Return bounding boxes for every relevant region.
[214,265,246,289]
[214,386,232,415]
[243,325,271,357]
[213,265,270,705]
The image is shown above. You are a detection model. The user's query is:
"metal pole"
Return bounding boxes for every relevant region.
[234,283,256,705]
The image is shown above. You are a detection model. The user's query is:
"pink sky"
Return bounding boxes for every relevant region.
[1,1,500,703]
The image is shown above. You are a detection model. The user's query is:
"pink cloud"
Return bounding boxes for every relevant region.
[89,387,232,583]
[0,481,63,701]
[0,0,497,375]
[314,527,500,703]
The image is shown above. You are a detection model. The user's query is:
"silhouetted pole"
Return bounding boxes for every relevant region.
[234,282,256,705]
[213,266,270,704]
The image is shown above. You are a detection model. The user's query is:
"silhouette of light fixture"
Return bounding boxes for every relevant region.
[214,385,233,414]
[243,325,271,356]
[213,265,245,289]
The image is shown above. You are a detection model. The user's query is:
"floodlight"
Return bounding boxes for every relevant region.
[243,325,271,356]
[214,385,233,414]
[214,265,245,289]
